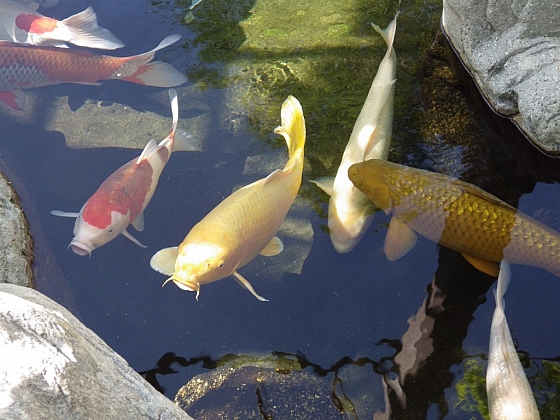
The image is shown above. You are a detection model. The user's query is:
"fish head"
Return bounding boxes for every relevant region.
[348,160,393,212]
[70,210,130,256]
[170,242,231,288]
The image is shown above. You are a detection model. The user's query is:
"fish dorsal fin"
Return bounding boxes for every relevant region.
[136,139,159,164]
[461,253,500,277]
[231,271,269,301]
[309,177,334,196]
[50,210,80,218]
[384,216,417,261]
[150,246,179,276]
[458,182,518,212]
[260,236,284,256]
[131,212,144,231]
[122,229,147,248]
[262,169,283,185]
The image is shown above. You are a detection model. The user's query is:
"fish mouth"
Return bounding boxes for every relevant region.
[69,241,92,257]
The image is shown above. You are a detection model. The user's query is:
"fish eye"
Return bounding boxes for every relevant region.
[107,227,114,234]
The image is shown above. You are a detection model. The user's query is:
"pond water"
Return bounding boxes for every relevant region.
[2,0,560,418]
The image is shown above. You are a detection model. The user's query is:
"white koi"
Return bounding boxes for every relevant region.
[0,1,123,49]
[486,261,540,420]
[311,12,398,253]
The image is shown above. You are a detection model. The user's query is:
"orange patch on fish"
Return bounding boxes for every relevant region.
[16,14,58,35]
[82,161,154,228]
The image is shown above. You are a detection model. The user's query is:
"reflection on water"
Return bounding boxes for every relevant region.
[1,0,560,418]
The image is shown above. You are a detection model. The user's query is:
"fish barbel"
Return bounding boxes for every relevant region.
[311,13,397,253]
[0,34,185,110]
[348,159,560,277]
[486,261,540,420]
[150,95,306,301]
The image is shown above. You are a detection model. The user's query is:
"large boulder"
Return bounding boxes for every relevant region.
[442,0,560,156]
[0,284,194,420]
[0,173,32,287]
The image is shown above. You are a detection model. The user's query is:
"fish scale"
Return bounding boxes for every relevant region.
[349,159,560,277]
[0,42,123,89]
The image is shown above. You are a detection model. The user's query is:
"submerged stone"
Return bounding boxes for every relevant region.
[175,364,347,419]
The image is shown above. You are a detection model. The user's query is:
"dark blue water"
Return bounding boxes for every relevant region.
[1,0,560,418]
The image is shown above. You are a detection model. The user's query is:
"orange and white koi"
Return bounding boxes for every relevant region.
[0,0,123,49]
[50,89,201,256]
[0,34,185,110]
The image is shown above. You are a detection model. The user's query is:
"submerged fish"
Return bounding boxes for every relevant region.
[51,89,201,256]
[150,95,306,301]
[486,261,540,420]
[311,13,397,253]
[0,34,185,110]
[348,159,560,277]
[0,1,123,49]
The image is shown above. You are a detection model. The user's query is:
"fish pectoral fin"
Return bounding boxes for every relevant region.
[150,246,179,275]
[260,236,284,256]
[131,212,145,231]
[122,229,147,248]
[0,90,26,111]
[384,217,417,261]
[232,271,269,302]
[50,210,80,218]
[309,177,334,196]
[461,253,499,277]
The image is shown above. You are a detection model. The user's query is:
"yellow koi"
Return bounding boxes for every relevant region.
[150,96,306,300]
[348,159,560,277]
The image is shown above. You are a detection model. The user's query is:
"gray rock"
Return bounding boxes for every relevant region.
[0,173,32,287]
[0,284,194,420]
[442,0,560,155]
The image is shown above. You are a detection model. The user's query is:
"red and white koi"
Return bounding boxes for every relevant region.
[0,34,186,110]
[51,89,201,256]
[0,0,123,49]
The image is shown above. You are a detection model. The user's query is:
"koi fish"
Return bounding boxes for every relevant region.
[486,261,540,420]
[348,159,560,277]
[0,1,123,49]
[150,95,306,301]
[311,13,397,253]
[0,34,185,110]
[51,89,201,256]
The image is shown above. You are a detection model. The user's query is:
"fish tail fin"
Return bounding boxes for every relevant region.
[57,7,124,50]
[274,95,306,163]
[120,35,187,87]
[495,260,511,312]
[371,11,398,50]
[166,89,202,152]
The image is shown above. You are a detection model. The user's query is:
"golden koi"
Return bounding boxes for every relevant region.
[487,261,540,420]
[150,95,306,301]
[311,13,397,253]
[349,159,560,277]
